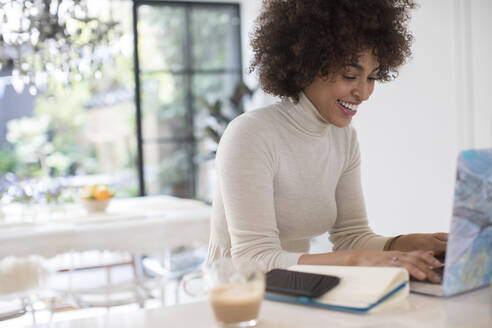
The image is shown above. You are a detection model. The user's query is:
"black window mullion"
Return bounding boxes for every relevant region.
[235,5,243,80]
[133,0,146,196]
[184,4,196,197]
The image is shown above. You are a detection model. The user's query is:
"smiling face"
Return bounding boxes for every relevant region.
[303,50,380,128]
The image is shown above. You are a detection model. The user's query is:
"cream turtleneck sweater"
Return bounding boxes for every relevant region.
[206,92,389,270]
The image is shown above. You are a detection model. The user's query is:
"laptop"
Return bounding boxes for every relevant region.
[410,148,492,296]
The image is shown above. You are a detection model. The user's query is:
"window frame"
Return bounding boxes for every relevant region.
[132,0,243,197]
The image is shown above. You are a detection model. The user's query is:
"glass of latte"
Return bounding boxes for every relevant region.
[183,258,265,327]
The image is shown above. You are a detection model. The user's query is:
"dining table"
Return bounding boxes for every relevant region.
[0,195,212,259]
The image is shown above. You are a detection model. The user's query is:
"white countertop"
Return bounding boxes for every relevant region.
[27,285,492,328]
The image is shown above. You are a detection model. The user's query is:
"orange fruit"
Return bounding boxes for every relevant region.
[93,186,112,200]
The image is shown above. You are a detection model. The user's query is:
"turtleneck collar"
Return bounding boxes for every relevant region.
[281,91,331,137]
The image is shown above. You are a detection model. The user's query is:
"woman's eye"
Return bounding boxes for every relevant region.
[368,76,377,82]
[343,75,356,80]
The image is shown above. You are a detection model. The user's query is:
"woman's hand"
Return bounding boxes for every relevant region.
[350,249,444,283]
[298,248,444,283]
[390,233,448,254]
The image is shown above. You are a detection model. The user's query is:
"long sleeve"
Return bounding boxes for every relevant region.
[329,128,390,250]
[207,96,390,271]
[216,115,304,270]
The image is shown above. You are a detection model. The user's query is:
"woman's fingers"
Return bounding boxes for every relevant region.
[393,251,442,283]
[420,250,443,268]
[408,252,442,283]
[402,262,426,280]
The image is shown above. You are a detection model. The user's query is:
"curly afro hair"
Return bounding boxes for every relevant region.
[250,0,416,102]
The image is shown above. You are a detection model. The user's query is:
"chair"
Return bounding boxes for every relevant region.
[0,256,53,324]
[50,251,151,310]
[140,244,206,305]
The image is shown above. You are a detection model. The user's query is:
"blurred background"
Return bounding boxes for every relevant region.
[0,0,491,273]
[0,0,491,325]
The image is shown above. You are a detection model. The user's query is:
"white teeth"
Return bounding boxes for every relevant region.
[338,100,358,111]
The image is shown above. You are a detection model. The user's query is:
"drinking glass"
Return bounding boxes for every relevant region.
[183,258,265,327]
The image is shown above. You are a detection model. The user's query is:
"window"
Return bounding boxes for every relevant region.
[0,0,139,205]
[135,1,242,199]
[0,0,242,205]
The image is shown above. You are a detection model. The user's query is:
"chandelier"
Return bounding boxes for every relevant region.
[0,0,121,95]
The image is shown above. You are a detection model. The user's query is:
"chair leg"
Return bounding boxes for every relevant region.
[104,260,116,313]
[22,297,36,325]
[49,297,55,323]
[160,276,168,306]
[68,251,76,307]
[131,255,146,309]
[30,307,36,325]
[105,264,112,287]
[175,279,181,305]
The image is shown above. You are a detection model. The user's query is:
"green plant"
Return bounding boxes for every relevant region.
[0,147,18,174]
[200,79,255,158]
[158,149,191,197]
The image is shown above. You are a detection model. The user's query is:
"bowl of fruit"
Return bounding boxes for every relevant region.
[80,184,114,213]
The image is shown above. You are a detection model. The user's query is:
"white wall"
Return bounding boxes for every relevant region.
[354,0,459,235]
[354,0,492,236]
[239,0,492,238]
[239,0,278,108]
[469,0,492,149]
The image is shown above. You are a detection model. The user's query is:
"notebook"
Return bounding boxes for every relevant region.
[410,148,492,296]
[265,265,409,314]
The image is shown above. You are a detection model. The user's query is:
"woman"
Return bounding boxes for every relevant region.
[207,0,447,283]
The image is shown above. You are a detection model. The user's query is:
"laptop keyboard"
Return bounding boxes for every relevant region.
[410,254,445,285]
[432,266,444,284]
[410,266,444,284]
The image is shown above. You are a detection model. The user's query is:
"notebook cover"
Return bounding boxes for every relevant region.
[264,280,408,314]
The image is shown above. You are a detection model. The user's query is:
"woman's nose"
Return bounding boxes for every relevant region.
[352,81,373,101]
